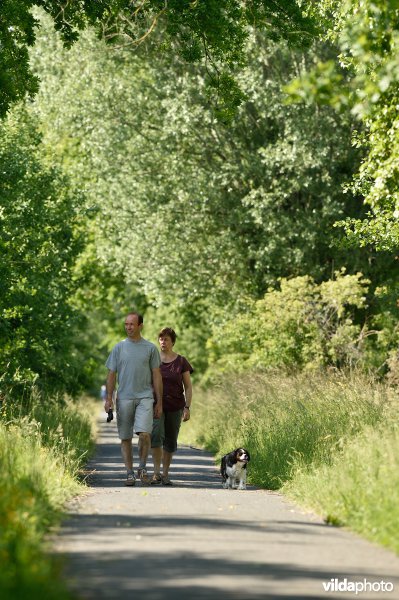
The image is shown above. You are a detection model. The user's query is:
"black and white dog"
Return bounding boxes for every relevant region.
[220,448,251,490]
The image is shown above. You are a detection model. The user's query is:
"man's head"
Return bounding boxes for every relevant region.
[125,312,143,340]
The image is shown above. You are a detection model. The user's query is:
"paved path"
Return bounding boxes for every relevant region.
[54,412,399,599]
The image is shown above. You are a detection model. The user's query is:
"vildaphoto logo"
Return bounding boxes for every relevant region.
[322,578,394,595]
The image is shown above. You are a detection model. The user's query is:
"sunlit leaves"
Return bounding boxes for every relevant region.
[0,0,317,119]
[28,21,362,343]
[0,109,86,394]
[287,0,399,250]
[207,271,372,377]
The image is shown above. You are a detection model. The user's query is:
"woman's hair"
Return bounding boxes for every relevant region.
[158,327,177,344]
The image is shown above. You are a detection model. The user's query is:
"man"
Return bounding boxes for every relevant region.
[105,312,163,486]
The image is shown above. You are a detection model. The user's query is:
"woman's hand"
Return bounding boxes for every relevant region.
[182,407,190,422]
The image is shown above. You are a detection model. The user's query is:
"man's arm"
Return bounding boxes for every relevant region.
[152,367,163,418]
[105,369,116,412]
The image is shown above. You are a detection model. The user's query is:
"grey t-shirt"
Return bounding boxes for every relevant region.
[105,337,161,401]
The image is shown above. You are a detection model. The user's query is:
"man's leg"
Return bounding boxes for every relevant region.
[117,399,135,477]
[138,432,151,468]
[137,432,151,484]
[134,397,154,485]
[121,438,133,471]
[121,438,135,486]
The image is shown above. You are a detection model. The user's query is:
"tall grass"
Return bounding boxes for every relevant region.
[0,391,96,599]
[181,370,399,553]
[283,422,399,553]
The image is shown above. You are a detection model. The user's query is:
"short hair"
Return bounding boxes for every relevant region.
[126,311,143,325]
[158,327,177,344]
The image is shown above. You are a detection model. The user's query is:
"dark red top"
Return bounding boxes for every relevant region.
[161,354,193,411]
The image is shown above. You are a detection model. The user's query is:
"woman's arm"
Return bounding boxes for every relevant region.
[182,370,192,421]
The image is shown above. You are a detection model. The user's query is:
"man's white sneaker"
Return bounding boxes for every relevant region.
[125,472,136,486]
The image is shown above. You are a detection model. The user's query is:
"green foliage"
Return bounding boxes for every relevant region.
[0,0,104,117]
[285,59,349,110]
[0,390,95,598]
[29,23,360,330]
[0,0,317,119]
[22,11,399,381]
[207,271,372,377]
[2,389,95,466]
[0,108,89,396]
[287,0,399,250]
[0,1,39,117]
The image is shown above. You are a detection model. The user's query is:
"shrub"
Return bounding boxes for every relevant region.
[206,271,371,379]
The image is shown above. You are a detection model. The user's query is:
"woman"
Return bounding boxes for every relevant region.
[151,327,193,485]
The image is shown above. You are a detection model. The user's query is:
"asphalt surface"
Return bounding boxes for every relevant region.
[53,409,399,600]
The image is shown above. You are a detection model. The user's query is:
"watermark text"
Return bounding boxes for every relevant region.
[322,578,394,595]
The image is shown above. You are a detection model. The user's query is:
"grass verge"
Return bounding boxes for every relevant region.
[182,370,399,554]
[283,422,399,554]
[0,392,96,599]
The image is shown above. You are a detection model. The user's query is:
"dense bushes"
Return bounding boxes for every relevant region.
[206,271,386,379]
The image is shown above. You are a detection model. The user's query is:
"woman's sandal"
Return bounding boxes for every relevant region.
[161,475,173,486]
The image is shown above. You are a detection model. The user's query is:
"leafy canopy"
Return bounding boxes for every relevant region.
[29,22,359,309]
[287,0,399,250]
[0,0,317,119]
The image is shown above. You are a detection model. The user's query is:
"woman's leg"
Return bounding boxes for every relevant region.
[162,410,182,481]
[162,449,173,478]
[150,415,165,482]
[152,447,162,475]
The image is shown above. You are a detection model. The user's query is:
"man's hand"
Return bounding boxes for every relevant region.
[105,370,116,413]
[153,401,163,419]
[104,398,113,413]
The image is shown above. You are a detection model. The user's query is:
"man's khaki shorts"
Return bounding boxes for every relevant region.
[116,397,153,440]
